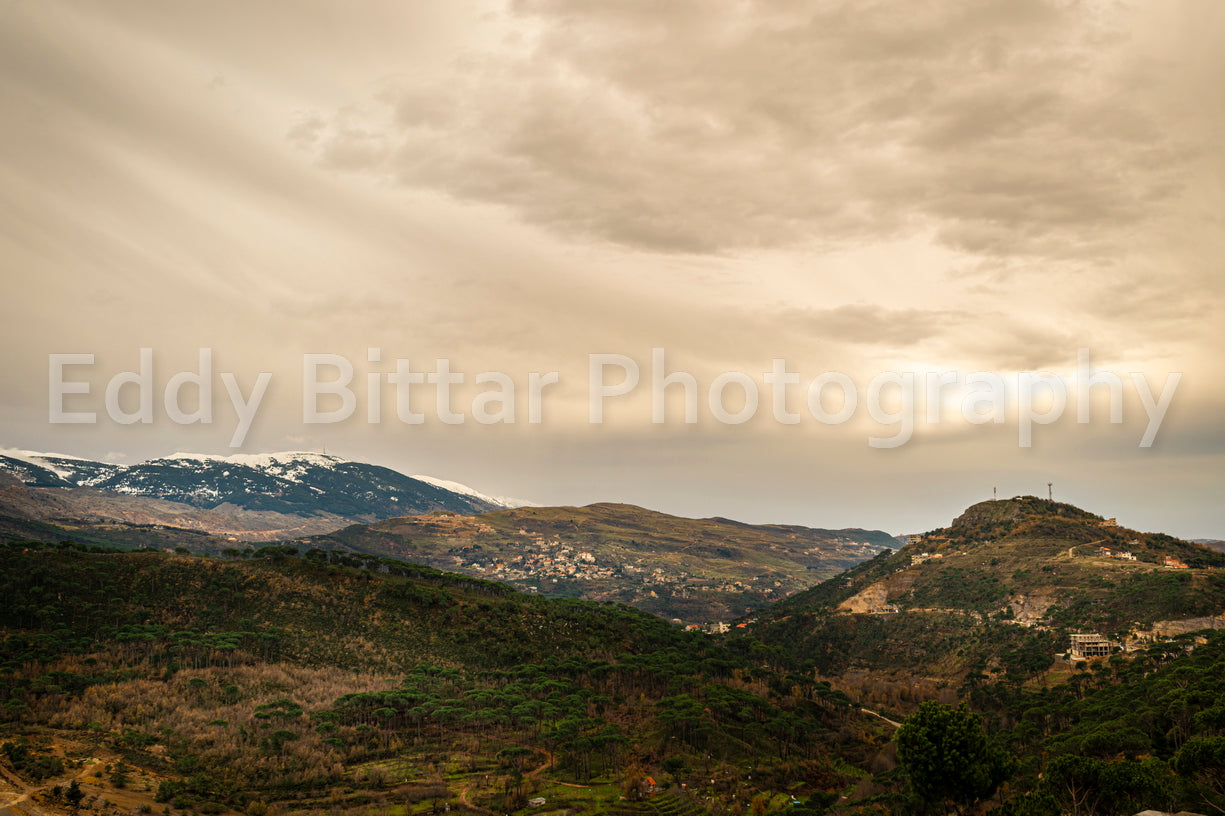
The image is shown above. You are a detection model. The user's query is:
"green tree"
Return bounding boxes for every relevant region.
[1173,737,1225,814]
[1042,755,1173,816]
[896,701,1012,815]
[64,779,84,810]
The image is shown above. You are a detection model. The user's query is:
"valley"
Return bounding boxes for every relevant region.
[2,461,1225,816]
[0,450,893,623]
[306,503,892,623]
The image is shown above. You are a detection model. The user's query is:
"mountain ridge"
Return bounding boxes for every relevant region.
[0,448,896,622]
[304,501,895,623]
[0,448,526,521]
[0,447,537,549]
[0,448,529,511]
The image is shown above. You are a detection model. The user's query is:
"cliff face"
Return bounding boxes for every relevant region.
[837,571,917,613]
[1008,588,1058,625]
[1147,615,1225,638]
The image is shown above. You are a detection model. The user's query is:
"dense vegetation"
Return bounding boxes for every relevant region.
[0,542,889,816]
[984,631,1225,816]
[745,498,1225,697]
[4,495,1225,816]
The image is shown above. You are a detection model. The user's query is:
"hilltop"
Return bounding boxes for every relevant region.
[742,496,1225,710]
[302,502,894,623]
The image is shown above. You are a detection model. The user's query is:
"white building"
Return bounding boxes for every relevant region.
[1070,633,1112,658]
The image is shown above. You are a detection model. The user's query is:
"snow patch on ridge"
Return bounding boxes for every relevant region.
[161,451,344,469]
[156,452,346,483]
[0,448,98,479]
[411,474,536,509]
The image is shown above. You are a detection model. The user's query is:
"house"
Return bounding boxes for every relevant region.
[1163,557,1189,569]
[906,534,923,545]
[1069,633,1112,658]
[911,552,932,565]
[529,798,547,808]
[1100,518,1119,528]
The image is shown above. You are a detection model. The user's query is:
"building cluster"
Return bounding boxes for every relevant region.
[685,621,733,634]
[1096,545,1137,561]
[1163,556,1190,569]
[456,538,617,583]
[452,536,796,600]
[910,552,944,566]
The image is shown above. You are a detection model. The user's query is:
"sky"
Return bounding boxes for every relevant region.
[2,0,1223,538]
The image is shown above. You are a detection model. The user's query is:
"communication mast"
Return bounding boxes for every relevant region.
[1047,482,1053,501]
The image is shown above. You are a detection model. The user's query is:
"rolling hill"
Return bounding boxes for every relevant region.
[301,502,895,623]
[0,448,895,623]
[0,542,886,816]
[740,495,1225,711]
[4,499,1225,815]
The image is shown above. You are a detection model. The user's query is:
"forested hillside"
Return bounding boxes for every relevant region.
[4,495,1225,816]
[741,497,1225,711]
[0,542,888,816]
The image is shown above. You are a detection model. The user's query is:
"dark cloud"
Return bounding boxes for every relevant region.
[296,0,1204,267]
[3,0,1223,539]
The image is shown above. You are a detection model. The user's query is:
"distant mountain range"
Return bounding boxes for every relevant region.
[0,449,524,514]
[0,449,526,545]
[0,446,895,622]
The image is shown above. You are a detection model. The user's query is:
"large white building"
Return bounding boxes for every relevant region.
[1069,633,1112,658]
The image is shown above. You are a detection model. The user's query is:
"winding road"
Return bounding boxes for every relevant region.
[859,707,903,729]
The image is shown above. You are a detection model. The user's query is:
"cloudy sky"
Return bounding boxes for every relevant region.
[3,0,1223,537]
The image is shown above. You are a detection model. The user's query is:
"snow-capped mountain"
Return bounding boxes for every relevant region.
[0,448,529,519]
